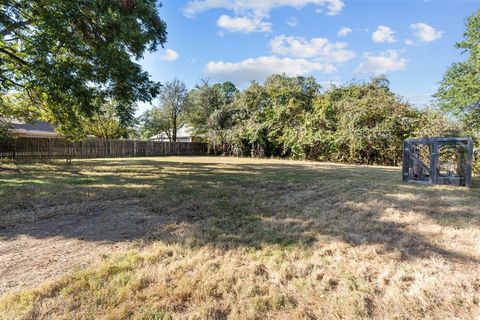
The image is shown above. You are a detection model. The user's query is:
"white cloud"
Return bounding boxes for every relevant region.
[270,35,355,62]
[404,39,414,45]
[204,56,335,85]
[159,49,179,61]
[337,27,352,37]
[355,50,407,75]
[410,23,443,42]
[217,15,271,33]
[372,25,396,43]
[287,17,298,27]
[184,0,345,17]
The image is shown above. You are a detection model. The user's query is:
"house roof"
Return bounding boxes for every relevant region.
[149,125,195,140]
[1,118,58,137]
[8,120,56,133]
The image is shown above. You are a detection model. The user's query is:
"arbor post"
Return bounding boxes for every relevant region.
[402,140,410,182]
[429,142,439,184]
[465,138,474,187]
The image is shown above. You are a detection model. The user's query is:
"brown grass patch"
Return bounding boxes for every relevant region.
[0,157,479,319]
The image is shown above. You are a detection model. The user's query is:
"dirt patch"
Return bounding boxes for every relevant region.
[0,200,169,295]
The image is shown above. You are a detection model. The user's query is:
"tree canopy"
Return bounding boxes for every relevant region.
[83,101,129,140]
[141,79,188,142]
[179,74,460,166]
[0,0,167,135]
[435,9,480,125]
[187,80,238,136]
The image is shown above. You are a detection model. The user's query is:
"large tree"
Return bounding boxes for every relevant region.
[187,80,238,135]
[435,9,480,126]
[0,0,167,134]
[141,106,174,141]
[84,101,128,140]
[141,79,188,142]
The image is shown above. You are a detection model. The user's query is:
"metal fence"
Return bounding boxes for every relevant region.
[0,137,208,159]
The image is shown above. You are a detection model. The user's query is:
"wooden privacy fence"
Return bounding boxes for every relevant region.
[0,137,208,159]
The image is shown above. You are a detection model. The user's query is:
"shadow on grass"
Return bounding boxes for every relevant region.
[0,158,479,263]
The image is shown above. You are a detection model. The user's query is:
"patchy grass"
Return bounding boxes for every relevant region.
[0,156,479,319]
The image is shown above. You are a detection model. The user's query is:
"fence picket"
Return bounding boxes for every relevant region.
[0,137,208,159]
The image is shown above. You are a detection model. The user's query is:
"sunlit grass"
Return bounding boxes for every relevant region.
[0,157,479,319]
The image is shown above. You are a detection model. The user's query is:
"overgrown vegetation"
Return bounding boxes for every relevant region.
[184,75,461,166]
[0,157,479,319]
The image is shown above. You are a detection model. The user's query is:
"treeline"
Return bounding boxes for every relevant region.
[182,75,461,166]
[141,9,479,169]
[0,73,466,168]
[1,5,476,169]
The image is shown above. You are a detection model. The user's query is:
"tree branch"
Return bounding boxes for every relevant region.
[0,47,29,66]
[0,20,30,36]
[0,75,25,88]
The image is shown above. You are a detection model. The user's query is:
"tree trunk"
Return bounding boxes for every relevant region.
[172,115,177,142]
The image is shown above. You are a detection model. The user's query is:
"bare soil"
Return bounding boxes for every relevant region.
[0,199,168,295]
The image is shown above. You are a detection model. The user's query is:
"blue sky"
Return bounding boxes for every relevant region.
[137,0,479,114]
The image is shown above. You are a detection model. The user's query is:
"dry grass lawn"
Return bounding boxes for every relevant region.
[0,156,479,319]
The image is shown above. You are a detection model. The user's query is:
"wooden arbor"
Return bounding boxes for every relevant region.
[402,137,473,187]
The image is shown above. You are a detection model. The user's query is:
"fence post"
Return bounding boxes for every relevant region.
[48,138,52,158]
[12,138,16,160]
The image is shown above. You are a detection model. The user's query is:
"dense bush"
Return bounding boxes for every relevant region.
[187,75,462,166]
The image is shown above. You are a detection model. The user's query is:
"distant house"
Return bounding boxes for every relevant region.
[149,126,203,142]
[3,119,59,138]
